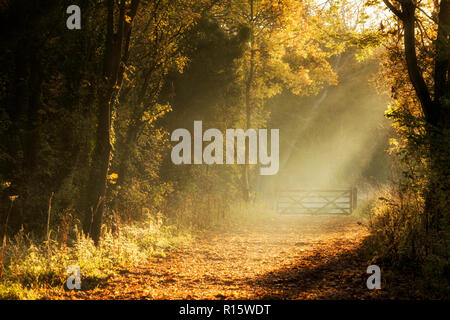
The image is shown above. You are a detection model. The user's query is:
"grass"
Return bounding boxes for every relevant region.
[0,196,276,300]
[351,185,450,298]
[0,210,192,299]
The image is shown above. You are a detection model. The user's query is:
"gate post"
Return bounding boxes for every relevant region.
[351,187,357,213]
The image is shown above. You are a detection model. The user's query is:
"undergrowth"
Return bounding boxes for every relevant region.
[0,210,191,299]
[355,185,449,298]
[0,199,275,300]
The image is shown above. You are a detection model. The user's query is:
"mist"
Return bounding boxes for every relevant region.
[261,56,391,197]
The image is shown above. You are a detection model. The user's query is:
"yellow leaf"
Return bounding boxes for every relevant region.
[110,173,119,179]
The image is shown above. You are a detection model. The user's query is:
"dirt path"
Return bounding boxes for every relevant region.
[60,215,387,300]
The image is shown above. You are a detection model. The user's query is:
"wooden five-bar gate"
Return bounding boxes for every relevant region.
[276,188,357,215]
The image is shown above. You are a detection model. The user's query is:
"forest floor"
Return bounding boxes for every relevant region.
[55,215,389,300]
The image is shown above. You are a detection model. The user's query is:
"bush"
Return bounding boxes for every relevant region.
[362,185,449,298]
[0,210,191,299]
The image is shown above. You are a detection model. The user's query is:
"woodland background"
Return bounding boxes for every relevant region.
[0,0,448,299]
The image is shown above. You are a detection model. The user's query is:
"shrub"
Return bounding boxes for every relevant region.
[363,185,449,298]
[0,210,190,299]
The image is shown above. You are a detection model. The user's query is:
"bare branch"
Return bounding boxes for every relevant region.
[383,0,405,19]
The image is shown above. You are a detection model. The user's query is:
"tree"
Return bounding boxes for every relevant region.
[212,0,341,201]
[82,0,140,244]
[381,0,449,233]
[0,0,102,233]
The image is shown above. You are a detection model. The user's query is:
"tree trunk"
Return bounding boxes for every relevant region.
[242,0,255,203]
[383,0,450,246]
[82,0,140,244]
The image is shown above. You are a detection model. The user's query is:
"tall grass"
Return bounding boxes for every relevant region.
[0,210,191,299]
[360,184,449,298]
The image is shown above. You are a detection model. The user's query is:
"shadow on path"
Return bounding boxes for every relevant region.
[249,241,386,300]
